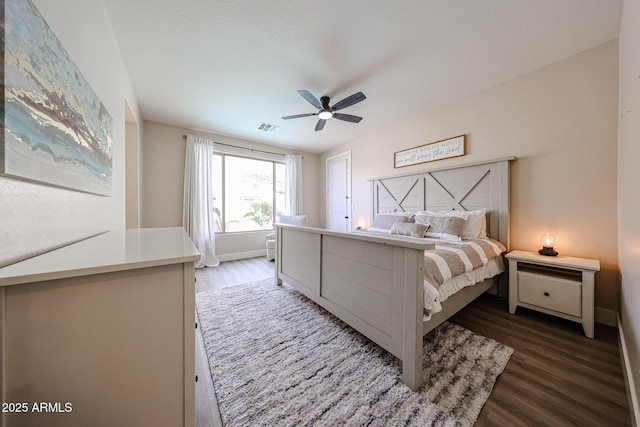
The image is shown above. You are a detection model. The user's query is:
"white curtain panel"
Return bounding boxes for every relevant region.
[285,154,303,216]
[183,134,220,268]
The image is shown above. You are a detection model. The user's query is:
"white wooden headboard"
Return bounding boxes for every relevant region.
[369,157,515,250]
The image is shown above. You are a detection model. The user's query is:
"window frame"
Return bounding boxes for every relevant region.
[212,152,285,234]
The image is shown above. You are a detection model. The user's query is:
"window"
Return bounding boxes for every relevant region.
[212,154,285,233]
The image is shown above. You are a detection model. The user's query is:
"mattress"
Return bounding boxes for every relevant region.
[423,256,504,320]
[420,237,505,320]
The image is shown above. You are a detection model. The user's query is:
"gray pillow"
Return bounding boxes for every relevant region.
[390,222,429,238]
[415,214,466,241]
[369,214,411,232]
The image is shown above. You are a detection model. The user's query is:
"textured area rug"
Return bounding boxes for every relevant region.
[196,279,513,427]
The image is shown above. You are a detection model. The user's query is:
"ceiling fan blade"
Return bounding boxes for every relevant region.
[282,113,316,120]
[315,119,326,131]
[298,90,322,109]
[332,113,363,123]
[331,92,366,111]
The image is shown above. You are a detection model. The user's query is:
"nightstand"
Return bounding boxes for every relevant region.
[505,250,600,338]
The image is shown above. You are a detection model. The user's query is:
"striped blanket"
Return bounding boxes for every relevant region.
[424,238,506,288]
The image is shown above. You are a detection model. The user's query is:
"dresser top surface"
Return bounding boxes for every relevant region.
[0,228,200,286]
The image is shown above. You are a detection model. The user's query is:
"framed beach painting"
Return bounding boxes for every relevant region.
[1,0,113,196]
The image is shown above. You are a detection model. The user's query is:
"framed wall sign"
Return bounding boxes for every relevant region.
[394,135,466,168]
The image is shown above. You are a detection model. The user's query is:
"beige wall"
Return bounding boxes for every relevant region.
[140,120,320,259]
[0,0,141,267]
[320,40,620,312]
[618,0,640,418]
[125,118,140,229]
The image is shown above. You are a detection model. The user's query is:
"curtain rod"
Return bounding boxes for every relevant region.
[182,134,289,158]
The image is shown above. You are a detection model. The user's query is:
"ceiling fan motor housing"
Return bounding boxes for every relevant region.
[318,96,333,119]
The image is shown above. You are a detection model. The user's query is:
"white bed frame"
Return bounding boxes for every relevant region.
[275,157,514,390]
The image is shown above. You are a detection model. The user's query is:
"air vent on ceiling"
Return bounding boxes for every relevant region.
[257,122,278,133]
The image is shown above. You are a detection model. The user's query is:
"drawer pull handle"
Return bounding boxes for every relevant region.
[543,292,550,297]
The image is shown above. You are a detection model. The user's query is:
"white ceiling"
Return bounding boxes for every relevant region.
[103,0,622,154]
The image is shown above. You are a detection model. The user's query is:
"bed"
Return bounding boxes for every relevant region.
[274,157,514,390]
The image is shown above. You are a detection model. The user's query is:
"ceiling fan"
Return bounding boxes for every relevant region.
[282,90,366,131]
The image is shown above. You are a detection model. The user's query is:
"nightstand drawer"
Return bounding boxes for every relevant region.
[518,271,581,317]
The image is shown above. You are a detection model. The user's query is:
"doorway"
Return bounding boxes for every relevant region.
[326,151,351,231]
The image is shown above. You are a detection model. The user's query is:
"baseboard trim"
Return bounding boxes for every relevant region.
[218,249,266,262]
[618,314,639,427]
[595,306,618,327]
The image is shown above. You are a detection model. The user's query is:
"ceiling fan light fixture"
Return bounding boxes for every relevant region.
[318,110,333,120]
[282,90,365,130]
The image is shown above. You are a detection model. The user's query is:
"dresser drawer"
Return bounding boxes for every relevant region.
[518,271,581,317]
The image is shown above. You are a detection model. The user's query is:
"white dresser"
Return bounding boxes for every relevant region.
[0,228,200,427]
[505,250,600,338]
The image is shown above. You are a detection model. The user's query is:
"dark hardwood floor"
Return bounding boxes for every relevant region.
[194,257,631,427]
[452,296,630,426]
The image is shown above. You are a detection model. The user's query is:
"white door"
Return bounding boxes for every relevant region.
[326,152,351,231]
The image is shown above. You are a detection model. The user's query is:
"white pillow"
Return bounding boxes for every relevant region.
[417,209,486,239]
[459,208,486,239]
[416,210,470,220]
